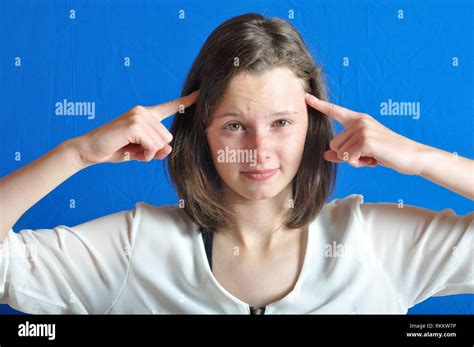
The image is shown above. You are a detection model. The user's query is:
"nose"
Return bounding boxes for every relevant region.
[249,128,271,164]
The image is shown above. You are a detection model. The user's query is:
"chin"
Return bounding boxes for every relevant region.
[235,183,287,201]
[242,191,277,201]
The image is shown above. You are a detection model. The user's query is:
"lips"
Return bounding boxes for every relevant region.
[241,168,278,181]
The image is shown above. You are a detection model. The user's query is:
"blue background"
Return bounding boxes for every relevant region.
[0,0,472,314]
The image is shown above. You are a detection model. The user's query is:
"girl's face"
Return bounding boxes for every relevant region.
[206,66,309,201]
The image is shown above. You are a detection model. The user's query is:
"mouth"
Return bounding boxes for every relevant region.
[240,168,279,181]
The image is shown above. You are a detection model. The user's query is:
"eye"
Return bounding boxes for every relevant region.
[274,119,291,127]
[225,122,242,131]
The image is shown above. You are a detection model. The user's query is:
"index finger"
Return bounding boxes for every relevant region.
[305,93,356,126]
[147,90,200,121]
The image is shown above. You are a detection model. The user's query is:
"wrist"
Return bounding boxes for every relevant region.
[418,144,452,178]
[417,144,435,178]
[60,137,94,171]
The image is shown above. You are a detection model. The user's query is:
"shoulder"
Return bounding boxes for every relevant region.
[322,193,452,225]
[126,203,202,271]
[320,193,365,225]
[133,202,200,240]
[327,193,364,209]
[306,194,366,240]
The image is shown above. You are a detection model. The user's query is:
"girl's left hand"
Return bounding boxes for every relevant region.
[305,93,427,176]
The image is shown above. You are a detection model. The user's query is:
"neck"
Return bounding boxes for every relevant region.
[221,184,295,250]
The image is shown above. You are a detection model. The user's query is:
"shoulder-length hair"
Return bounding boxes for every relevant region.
[168,13,337,233]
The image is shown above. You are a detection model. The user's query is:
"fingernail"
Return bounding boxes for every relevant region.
[306,93,319,100]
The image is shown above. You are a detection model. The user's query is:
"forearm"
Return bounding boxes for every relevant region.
[420,145,474,200]
[0,138,90,243]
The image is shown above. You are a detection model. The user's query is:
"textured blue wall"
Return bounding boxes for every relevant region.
[0,0,472,314]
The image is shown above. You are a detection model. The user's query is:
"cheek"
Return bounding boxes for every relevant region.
[206,129,234,173]
[206,128,222,156]
[206,127,242,160]
[281,125,307,164]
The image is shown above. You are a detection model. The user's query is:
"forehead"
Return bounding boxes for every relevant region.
[215,67,307,114]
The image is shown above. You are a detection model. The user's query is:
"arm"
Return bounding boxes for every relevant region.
[303,95,473,306]
[0,202,141,313]
[0,91,199,244]
[360,200,473,308]
[0,139,88,243]
[305,93,474,200]
[419,145,474,200]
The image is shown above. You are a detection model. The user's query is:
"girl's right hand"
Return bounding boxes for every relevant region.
[73,91,199,166]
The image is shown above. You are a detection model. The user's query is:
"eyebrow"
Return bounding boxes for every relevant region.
[216,110,299,119]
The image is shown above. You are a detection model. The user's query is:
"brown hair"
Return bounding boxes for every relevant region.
[168,13,337,232]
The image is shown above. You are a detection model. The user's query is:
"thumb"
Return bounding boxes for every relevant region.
[323,149,344,163]
[153,144,172,160]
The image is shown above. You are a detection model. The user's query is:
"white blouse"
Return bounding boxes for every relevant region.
[0,194,472,314]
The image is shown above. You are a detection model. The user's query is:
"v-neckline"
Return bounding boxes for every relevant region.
[196,221,315,313]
